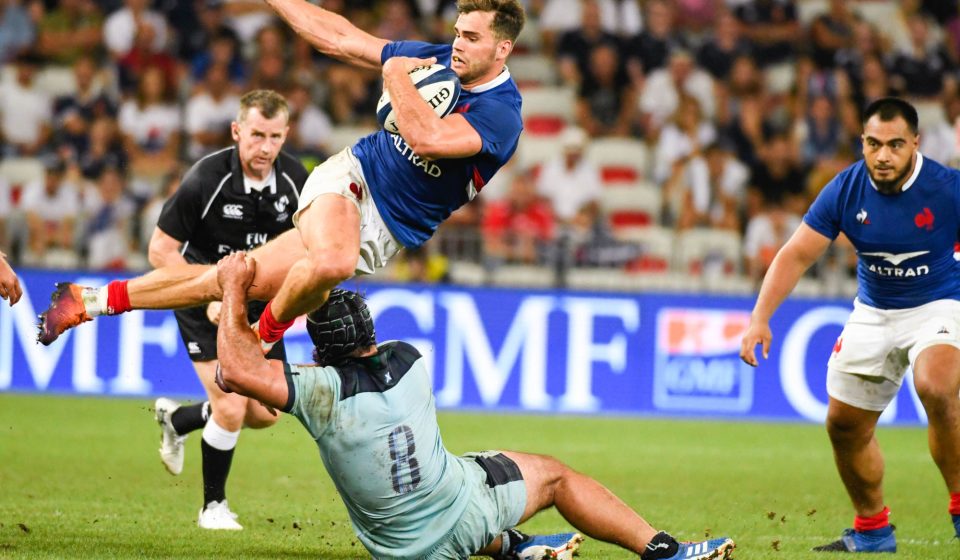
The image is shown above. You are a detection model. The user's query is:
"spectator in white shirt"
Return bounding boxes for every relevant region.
[84,166,137,270]
[118,65,182,198]
[743,198,801,287]
[639,49,715,137]
[0,53,52,157]
[185,63,241,160]
[21,158,81,266]
[285,81,333,160]
[535,126,602,226]
[103,0,168,58]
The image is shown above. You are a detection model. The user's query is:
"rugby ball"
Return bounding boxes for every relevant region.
[377,64,462,134]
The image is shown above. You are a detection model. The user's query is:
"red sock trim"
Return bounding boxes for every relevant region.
[854,506,890,532]
[950,493,960,515]
[258,300,294,343]
[106,280,131,315]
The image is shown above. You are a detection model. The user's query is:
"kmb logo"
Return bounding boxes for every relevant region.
[653,309,755,413]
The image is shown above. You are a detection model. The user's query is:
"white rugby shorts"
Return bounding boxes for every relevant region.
[293,147,402,275]
[826,298,960,411]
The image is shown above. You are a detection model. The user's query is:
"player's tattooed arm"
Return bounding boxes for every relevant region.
[215,253,288,409]
[264,0,388,70]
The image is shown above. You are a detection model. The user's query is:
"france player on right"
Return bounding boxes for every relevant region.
[740,97,960,552]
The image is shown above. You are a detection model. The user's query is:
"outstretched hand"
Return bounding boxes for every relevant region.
[216,252,256,297]
[0,255,22,306]
[739,322,772,367]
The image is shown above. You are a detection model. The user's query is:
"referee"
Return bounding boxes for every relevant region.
[148,90,308,530]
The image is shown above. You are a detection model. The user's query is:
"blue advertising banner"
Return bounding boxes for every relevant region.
[0,269,929,425]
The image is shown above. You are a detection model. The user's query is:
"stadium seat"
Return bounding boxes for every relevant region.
[913,99,946,130]
[326,125,377,152]
[516,135,565,169]
[490,263,555,288]
[796,0,829,26]
[584,138,649,184]
[614,225,675,273]
[764,62,796,95]
[598,181,662,228]
[520,87,576,136]
[856,1,899,32]
[508,54,558,88]
[36,66,78,98]
[0,157,45,187]
[675,228,743,278]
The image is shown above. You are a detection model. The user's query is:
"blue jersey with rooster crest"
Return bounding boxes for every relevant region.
[804,153,960,309]
[352,40,523,248]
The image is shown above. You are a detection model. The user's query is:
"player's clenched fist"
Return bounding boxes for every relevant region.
[216,252,257,295]
[739,321,772,367]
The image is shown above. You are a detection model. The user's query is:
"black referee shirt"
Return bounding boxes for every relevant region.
[157,146,309,265]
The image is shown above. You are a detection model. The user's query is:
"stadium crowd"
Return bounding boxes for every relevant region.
[0,0,958,295]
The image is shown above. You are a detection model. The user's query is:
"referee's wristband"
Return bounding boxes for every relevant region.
[258,300,295,343]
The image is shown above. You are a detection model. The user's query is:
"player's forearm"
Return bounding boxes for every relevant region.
[751,250,810,324]
[385,64,444,151]
[217,290,267,391]
[264,0,384,69]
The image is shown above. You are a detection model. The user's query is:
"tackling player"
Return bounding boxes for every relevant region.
[740,97,960,551]
[213,251,736,560]
[149,90,308,530]
[37,0,525,347]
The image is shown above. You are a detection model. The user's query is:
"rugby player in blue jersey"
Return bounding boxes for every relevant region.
[38,0,524,347]
[740,97,960,552]
[212,251,736,560]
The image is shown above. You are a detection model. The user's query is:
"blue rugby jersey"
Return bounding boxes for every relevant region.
[804,153,960,308]
[352,40,523,248]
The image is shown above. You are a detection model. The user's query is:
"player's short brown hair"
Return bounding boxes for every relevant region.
[456,0,525,41]
[237,89,289,123]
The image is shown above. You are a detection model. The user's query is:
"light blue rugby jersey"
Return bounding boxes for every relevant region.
[352,40,523,248]
[282,341,471,560]
[804,153,960,309]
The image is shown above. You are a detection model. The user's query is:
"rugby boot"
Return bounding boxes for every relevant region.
[513,532,584,560]
[37,283,94,345]
[155,398,187,475]
[662,538,736,560]
[812,526,896,553]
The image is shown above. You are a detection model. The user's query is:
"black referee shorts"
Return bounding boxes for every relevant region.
[174,300,287,363]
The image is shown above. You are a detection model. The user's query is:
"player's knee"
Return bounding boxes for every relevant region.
[913,375,957,413]
[825,413,871,443]
[210,395,247,424]
[244,408,280,429]
[306,253,355,286]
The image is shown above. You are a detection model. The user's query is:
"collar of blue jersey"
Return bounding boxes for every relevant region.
[464,66,512,93]
[230,146,280,195]
[868,151,924,193]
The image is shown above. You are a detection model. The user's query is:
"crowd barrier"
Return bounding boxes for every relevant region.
[0,268,929,425]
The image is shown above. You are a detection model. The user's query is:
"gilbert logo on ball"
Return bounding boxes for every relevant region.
[377,64,462,134]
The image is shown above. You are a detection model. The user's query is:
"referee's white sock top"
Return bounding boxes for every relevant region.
[202,418,241,451]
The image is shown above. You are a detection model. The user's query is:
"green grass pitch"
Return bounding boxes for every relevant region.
[0,393,956,559]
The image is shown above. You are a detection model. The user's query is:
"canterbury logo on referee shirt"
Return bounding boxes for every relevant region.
[222,204,243,219]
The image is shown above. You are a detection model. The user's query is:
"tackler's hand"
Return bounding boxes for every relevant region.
[216,252,257,297]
